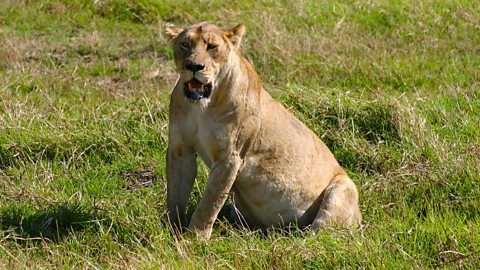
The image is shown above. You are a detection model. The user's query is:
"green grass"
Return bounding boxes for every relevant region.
[1,0,479,268]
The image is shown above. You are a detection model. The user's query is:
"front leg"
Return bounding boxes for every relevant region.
[167,144,197,233]
[188,155,241,238]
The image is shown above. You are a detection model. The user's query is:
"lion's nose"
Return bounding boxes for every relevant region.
[185,63,205,72]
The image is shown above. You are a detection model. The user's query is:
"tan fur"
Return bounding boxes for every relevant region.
[164,22,361,238]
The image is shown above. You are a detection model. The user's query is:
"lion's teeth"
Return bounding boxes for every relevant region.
[188,81,205,92]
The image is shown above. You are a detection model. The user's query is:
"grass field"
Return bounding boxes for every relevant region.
[0,0,479,268]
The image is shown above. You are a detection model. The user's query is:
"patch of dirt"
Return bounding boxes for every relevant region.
[121,166,162,190]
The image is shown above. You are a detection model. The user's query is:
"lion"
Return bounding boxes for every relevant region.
[164,22,361,238]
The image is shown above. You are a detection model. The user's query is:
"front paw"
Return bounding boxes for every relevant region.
[187,224,212,239]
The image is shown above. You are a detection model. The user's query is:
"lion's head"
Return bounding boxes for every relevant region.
[164,22,246,103]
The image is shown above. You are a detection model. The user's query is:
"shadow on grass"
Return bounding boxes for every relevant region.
[182,203,308,238]
[0,202,100,241]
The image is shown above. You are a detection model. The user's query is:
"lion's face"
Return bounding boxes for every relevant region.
[164,22,245,103]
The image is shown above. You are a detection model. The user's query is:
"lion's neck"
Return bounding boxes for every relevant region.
[212,50,262,107]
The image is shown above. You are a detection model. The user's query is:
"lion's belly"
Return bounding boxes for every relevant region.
[234,155,325,227]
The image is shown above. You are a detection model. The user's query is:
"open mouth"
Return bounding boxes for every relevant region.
[183,78,212,101]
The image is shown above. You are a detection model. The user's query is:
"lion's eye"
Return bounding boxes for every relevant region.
[180,41,189,50]
[207,43,217,51]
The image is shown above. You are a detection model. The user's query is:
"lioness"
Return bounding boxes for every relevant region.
[164,22,361,238]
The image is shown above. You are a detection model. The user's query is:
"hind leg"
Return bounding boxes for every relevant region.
[311,174,361,232]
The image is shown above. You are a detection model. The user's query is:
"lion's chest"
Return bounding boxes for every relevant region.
[190,115,230,168]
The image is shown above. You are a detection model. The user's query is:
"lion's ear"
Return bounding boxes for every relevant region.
[164,23,183,39]
[226,24,246,48]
